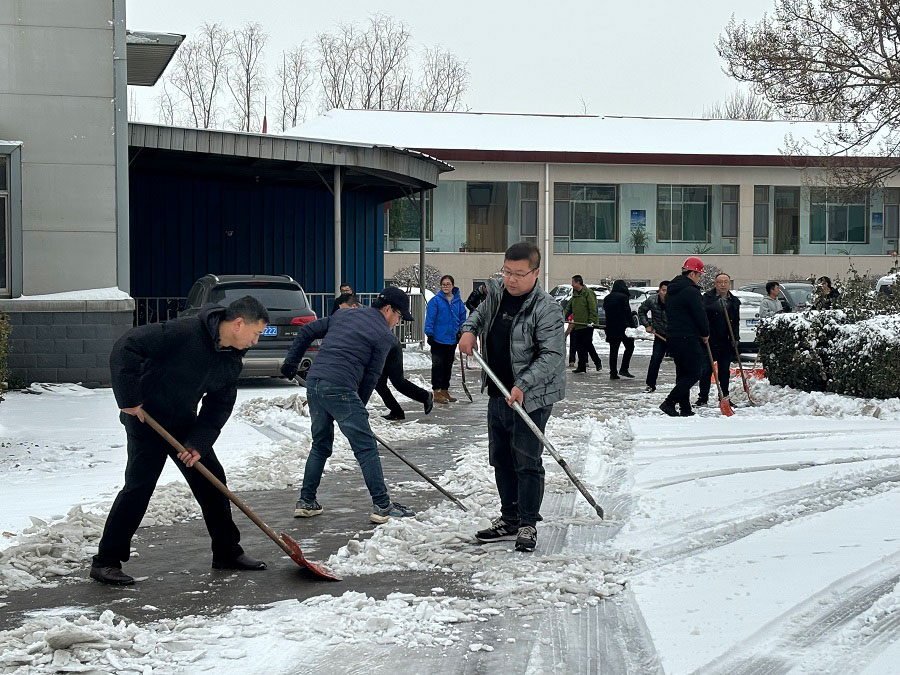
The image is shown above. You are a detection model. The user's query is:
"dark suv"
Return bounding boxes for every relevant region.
[180,274,318,378]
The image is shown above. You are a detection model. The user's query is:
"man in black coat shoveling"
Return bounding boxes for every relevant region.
[660,257,710,417]
[696,272,741,407]
[90,296,271,586]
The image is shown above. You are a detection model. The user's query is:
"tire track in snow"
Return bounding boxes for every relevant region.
[691,551,900,675]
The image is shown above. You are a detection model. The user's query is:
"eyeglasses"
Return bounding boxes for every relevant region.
[500,267,537,280]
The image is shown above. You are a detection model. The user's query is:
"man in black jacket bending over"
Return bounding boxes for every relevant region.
[90,296,270,586]
[660,258,710,417]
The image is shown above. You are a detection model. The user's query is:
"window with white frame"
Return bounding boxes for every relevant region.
[553,183,617,242]
[657,185,710,242]
[885,188,899,240]
[520,182,538,243]
[810,187,869,244]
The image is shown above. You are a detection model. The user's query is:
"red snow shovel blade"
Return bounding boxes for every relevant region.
[280,532,341,581]
[718,397,735,417]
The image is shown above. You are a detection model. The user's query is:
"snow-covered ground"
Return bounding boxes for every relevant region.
[2,368,900,673]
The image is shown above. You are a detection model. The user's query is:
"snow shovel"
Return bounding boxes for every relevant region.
[720,298,758,406]
[703,341,734,417]
[470,350,604,519]
[459,349,473,402]
[142,412,341,581]
[372,432,468,512]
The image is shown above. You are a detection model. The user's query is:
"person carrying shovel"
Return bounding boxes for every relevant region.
[696,272,741,407]
[458,242,566,553]
[281,287,417,524]
[90,296,271,586]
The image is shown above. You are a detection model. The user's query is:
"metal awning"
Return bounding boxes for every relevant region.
[126,31,185,86]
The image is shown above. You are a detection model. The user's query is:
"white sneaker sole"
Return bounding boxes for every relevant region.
[370,512,415,524]
[475,533,518,543]
[293,508,323,518]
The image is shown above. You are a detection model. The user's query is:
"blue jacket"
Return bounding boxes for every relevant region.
[424,288,467,345]
[285,307,393,403]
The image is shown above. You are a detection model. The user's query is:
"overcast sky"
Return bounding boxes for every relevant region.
[126,0,776,123]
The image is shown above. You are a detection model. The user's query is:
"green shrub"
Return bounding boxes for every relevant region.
[0,312,10,400]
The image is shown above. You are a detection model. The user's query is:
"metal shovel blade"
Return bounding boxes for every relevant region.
[280,532,341,581]
[719,396,735,417]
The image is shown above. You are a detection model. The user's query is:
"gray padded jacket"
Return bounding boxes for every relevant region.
[460,279,566,412]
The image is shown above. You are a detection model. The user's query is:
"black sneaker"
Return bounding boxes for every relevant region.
[694,397,709,407]
[382,411,405,421]
[572,367,586,374]
[90,565,134,586]
[620,371,635,378]
[659,400,679,417]
[212,553,267,570]
[294,498,323,518]
[594,362,602,372]
[680,407,696,417]
[610,373,620,380]
[515,525,537,552]
[475,517,519,542]
[423,392,434,415]
[644,386,656,393]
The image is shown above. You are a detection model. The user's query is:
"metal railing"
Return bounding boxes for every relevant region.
[133,293,427,345]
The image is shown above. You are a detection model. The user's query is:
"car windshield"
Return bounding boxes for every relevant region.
[209,284,309,311]
[784,286,814,306]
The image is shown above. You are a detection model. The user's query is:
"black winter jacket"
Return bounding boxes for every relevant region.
[602,280,633,341]
[109,305,245,454]
[665,274,710,339]
[703,289,741,347]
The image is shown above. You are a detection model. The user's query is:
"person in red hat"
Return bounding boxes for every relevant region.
[659,257,710,417]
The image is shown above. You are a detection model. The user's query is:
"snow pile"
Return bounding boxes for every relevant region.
[741,378,900,420]
[8,287,131,301]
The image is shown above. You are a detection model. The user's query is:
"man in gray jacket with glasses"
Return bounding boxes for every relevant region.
[458,242,566,552]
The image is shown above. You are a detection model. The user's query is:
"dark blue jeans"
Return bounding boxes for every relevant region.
[301,378,390,508]
[487,397,552,527]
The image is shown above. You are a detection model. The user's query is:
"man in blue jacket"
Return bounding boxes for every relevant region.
[281,288,416,524]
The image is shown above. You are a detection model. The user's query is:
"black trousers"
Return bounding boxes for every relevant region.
[487,397,552,527]
[646,336,668,388]
[665,336,704,410]
[93,418,243,568]
[376,361,430,415]
[430,341,457,390]
[572,328,601,369]
[608,337,635,374]
[698,342,734,401]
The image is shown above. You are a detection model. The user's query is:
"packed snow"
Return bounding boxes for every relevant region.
[2,363,900,672]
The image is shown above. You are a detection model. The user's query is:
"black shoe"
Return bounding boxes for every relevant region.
[620,371,635,378]
[475,517,519,542]
[382,411,405,421]
[680,407,696,417]
[659,400,679,417]
[694,397,709,407]
[90,565,135,586]
[572,367,587,373]
[594,362,602,372]
[610,372,620,380]
[211,553,267,570]
[515,525,537,552]
[644,386,656,394]
[423,392,434,415]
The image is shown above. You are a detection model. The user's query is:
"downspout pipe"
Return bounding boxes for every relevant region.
[334,166,342,294]
[113,0,129,292]
[544,163,550,289]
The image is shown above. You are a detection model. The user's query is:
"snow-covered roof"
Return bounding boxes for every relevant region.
[283,109,861,160]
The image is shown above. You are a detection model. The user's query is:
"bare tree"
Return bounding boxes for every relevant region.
[154,78,177,126]
[168,22,230,129]
[703,88,774,120]
[226,22,269,132]
[127,87,141,121]
[274,45,314,132]
[354,15,412,109]
[317,23,359,110]
[718,0,900,185]
[416,46,468,112]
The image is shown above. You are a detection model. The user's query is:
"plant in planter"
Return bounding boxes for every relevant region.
[628,228,648,254]
[459,241,469,252]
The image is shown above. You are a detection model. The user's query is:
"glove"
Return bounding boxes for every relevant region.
[426,335,436,347]
[280,362,298,380]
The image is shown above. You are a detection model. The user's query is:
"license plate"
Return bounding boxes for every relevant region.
[262,325,278,336]
[746,319,759,326]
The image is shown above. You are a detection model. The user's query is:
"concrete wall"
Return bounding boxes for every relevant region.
[385,161,900,293]
[0,0,119,295]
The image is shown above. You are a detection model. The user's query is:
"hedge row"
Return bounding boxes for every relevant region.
[757,311,900,399]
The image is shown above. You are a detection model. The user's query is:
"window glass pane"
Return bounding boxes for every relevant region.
[885,188,900,204]
[572,202,595,239]
[657,206,671,241]
[0,157,6,192]
[810,187,826,205]
[828,205,848,241]
[683,203,707,241]
[810,203,826,242]
[554,183,570,200]
[0,195,5,289]
[584,185,615,201]
[753,203,769,237]
[596,202,616,240]
[848,204,867,242]
[553,202,570,236]
[521,182,538,200]
[722,203,738,237]
[672,187,683,202]
[754,186,769,204]
[683,186,707,202]
[775,187,798,208]
[570,185,585,201]
[671,205,684,240]
[722,185,739,202]
[658,186,671,203]
[521,201,537,236]
[886,204,900,238]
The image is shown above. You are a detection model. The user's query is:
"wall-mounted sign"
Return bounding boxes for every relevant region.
[872,212,884,231]
[630,209,646,231]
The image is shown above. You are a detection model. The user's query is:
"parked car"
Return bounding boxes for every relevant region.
[549,283,609,327]
[627,286,658,314]
[876,273,898,295]
[731,290,766,351]
[738,282,815,312]
[179,274,318,378]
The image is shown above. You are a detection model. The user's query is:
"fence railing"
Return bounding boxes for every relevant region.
[133,293,427,345]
